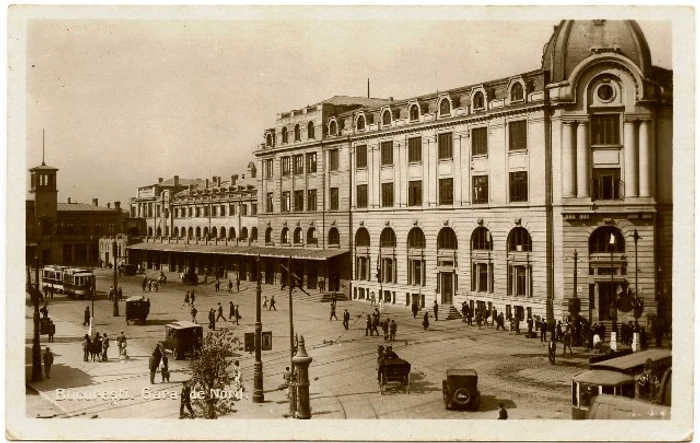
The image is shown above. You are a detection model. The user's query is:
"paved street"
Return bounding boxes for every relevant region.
[27,268,593,419]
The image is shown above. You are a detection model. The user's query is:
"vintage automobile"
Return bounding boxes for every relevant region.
[125,296,151,324]
[123,264,139,276]
[162,321,203,360]
[442,369,481,410]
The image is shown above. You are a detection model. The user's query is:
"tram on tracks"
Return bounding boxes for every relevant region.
[42,265,95,299]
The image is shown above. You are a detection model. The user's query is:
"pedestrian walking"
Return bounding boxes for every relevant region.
[540,319,547,342]
[263,296,268,309]
[229,301,235,321]
[142,275,148,291]
[491,308,497,327]
[433,300,439,321]
[215,279,220,292]
[91,332,102,362]
[118,286,123,301]
[82,334,91,362]
[228,279,233,293]
[216,302,225,322]
[548,340,557,364]
[329,304,338,321]
[422,311,430,331]
[236,276,240,293]
[42,347,54,379]
[527,317,534,336]
[48,320,55,343]
[161,354,170,382]
[365,314,373,336]
[556,320,563,342]
[382,319,390,341]
[412,301,419,319]
[117,330,128,358]
[233,360,243,388]
[180,380,195,419]
[498,403,508,419]
[372,312,380,336]
[562,329,573,356]
[208,308,216,330]
[83,306,90,326]
[389,320,397,342]
[549,319,556,342]
[191,305,198,323]
[343,309,350,330]
[101,333,110,361]
[235,305,240,325]
[269,295,277,311]
[496,313,505,331]
[150,344,162,384]
[184,290,190,306]
[370,292,376,306]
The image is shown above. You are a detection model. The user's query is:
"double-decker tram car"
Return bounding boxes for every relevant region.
[63,267,95,299]
[41,265,68,293]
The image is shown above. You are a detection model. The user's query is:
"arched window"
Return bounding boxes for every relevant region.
[251,227,258,241]
[147,227,153,236]
[282,127,288,143]
[281,227,289,243]
[328,227,340,245]
[188,227,194,238]
[220,227,226,239]
[589,226,625,254]
[439,98,451,116]
[437,227,458,250]
[294,227,303,244]
[380,228,397,248]
[156,227,162,236]
[266,133,273,146]
[203,227,209,239]
[511,82,524,101]
[294,124,300,141]
[307,227,318,245]
[409,104,419,121]
[307,121,315,139]
[329,120,337,136]
[382,110,391,126]
[355,228,370,247]
[473,91,485,110]
[471,227,492,250]
[195,227,201,238]
[507,227,532,252]
[357,115,365,131]
[407,227,426,249]
[228,227,236,240]
[240,227,248,240]
[172,227,178,238]
[265,227,273,243]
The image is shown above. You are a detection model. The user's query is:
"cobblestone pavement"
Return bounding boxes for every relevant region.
[26,268,601,419]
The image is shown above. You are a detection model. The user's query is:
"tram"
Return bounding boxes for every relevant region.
[41,265,95,299]
[41,265,68,293]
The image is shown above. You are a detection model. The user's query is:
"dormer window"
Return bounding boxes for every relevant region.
[265,133,273,147]
[294,124,301,141]
[282,127,288,143]
[329,120,337,136]
[357,115,366,131]
[382,110,392,126]
[511,83,524,102]
[307,121,315,139]
[409,104,419,121]
[473,91,485,110]
[439,98,451,116]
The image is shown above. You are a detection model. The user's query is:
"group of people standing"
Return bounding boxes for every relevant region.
[364,308,399,341]
[81,331,114,362]
[205,302,241,330]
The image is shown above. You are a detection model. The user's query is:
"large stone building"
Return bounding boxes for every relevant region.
[254,19,673,326]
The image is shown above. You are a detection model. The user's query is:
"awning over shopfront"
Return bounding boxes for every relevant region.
[126,241,349,261]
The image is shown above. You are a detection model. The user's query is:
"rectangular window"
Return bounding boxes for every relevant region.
[195,207,200,217]
[329,149,339,171]
[408,181,422,206]
[593,168,622,200]
[438,132,453,159]
[294,190,304,212]
[356,257,368,281]
[306,153,317,173]
[228,204,235,216]
[382,258,395,284]
[508,265,528,296]
[330,187,339,210]
[509,171,528,202]
[381,182,394,207]
[240,204,247,216]
[281,192,290,212]
[265,159,273,179]
[408,259,423,286]
[408,137,422,162]
[220,205,226,216]
[472,127,488,156]
[188,207,193,217]
[294,154,304,175]
[473,175,489,204]
[266,193,273,213]
[212,206,217,216]
[508,120,527,151]
[251,203,257,215]
[356,184,368,208]
[381,141,393,165]
[591,114,621,145]
[472,263,491,293]
[282,157,291,176]
[439,178,453,205]
[307,189,317,211]
[356,145,367,168]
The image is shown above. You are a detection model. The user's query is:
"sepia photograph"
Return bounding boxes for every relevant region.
[6,4,694,441]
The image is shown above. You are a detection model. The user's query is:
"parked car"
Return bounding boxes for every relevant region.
[442,369,481,410]
[162,321,203,360]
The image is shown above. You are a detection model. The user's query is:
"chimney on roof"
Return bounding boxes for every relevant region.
[158,177,163,183]
[389,97,394,101]
[174,175,180,187]
[230,175,238,185]
[67,197,71,204]
[92,198,98,206]
[205,178,209,188]
[188,184,193,193]
[114,201,121,211]
[216,176,221,187]
[107,202,111,209]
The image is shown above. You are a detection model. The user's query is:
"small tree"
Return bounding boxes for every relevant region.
[189,329,239,419]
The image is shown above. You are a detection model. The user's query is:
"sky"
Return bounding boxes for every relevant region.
[22,9,672,207]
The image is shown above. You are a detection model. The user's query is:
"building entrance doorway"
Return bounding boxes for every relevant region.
[597,281,626,321]
[439,272,453,304]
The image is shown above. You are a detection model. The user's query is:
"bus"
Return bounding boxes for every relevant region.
[571,349,672,419]
[63,268,95,299]
[41,265,68,293]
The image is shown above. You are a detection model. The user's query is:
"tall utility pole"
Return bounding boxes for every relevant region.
[31,250,42,382]
[287,256,297,417]
[252,254,264,403]
[112,239,119,316]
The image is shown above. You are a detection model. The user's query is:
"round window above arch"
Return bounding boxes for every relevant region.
[597,83,615,102]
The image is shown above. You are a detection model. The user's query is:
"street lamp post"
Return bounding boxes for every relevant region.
[31,251,43,382]
[252,254,264,403]
[287,256,296,417]
[633,229,641,322]
[112,239,119,316]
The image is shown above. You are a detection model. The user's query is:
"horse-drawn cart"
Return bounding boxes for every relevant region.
[378,358,411,394]
[125,296,150,325]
